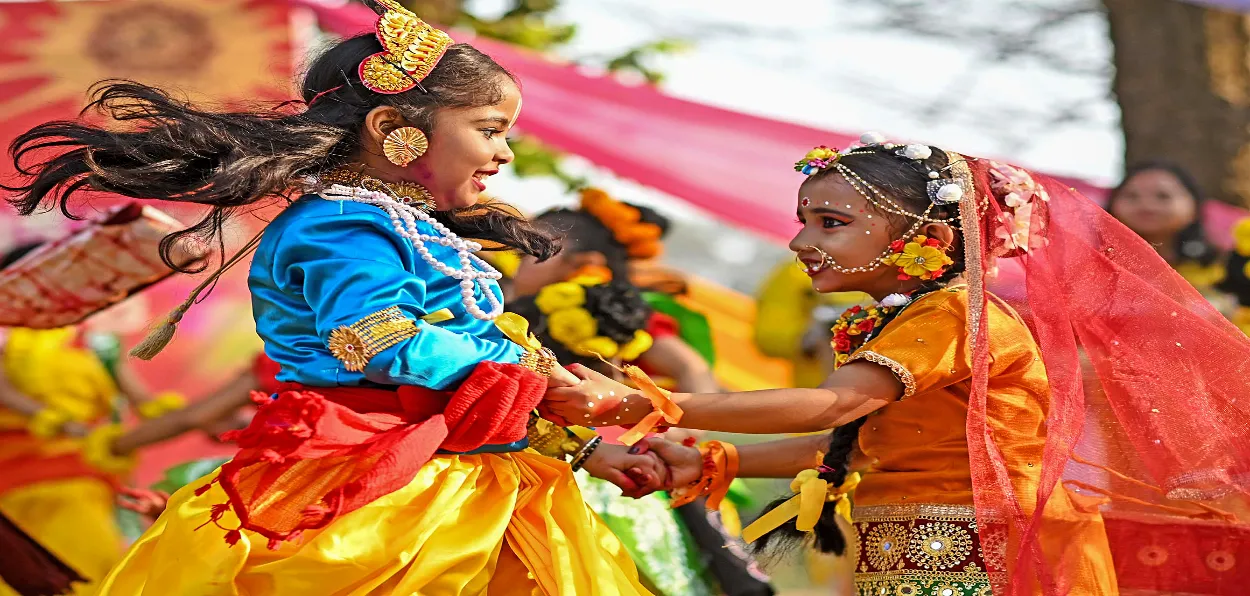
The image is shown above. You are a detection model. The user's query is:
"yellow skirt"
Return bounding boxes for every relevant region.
[0,477,123,596]
[97,451,651,596]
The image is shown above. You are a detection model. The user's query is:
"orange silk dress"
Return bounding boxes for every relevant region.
[845,288,1117,596]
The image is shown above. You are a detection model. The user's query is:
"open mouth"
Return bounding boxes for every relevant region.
[798,253,826,276]
[472,170,498,191]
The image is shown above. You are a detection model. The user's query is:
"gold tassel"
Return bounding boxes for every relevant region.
[129,230,265,360]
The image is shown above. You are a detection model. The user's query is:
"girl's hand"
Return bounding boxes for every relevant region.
[543,364,651,427]
[117,486,170,521]
[546,365,580,389]
[646,437,704,488]
[581,442,670,498]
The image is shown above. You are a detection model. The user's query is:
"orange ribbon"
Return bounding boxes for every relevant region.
[669,441,738,509]
[616,364,684,446]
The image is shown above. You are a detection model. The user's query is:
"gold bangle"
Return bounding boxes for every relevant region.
[82,424,135,475]
[28,408,72,439]
[519,347,558,377]
[137,391,187,419]
[569,436,603,471]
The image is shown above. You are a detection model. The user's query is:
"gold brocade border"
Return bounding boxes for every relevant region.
[849,351,917,398]
[853,503,978,523]
[853,503,1006,596]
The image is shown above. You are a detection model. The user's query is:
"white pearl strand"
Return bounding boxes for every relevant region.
[319,183,505,321]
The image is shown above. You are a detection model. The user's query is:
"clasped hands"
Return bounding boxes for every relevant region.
[538,363,703,498]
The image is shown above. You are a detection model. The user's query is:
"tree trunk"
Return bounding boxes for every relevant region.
[1104,0,1250,207]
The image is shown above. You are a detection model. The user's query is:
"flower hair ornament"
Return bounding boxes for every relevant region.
[578,188,664,260]
[532,279,654,361]
[359,0,454,94]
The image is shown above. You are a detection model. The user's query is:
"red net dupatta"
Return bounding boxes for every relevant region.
[959,157,1250,595]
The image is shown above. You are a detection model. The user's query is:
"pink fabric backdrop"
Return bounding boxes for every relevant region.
[286,0,1250,249]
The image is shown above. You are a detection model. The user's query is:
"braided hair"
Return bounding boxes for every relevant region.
[753,144,966,558]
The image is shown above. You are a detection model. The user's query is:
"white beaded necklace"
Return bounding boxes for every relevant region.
[317,182,505,321]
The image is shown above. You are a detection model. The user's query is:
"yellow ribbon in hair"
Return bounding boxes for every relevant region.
[494,312,544,351]
[616,363,684,446]
[742,470,861,544]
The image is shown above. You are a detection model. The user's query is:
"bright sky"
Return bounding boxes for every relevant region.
[468,0,1122,290]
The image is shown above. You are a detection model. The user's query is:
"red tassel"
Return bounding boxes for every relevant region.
[208,503,230,520]
[224,529,242,546]
[194,479,216,496]
[267,538,282,551]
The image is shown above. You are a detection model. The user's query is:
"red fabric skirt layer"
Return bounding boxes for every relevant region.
[195,361,546,548]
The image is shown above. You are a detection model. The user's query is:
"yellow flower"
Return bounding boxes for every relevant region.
[534,282,586,314]
[617,330,654,361]
[1175,261,1226,289]
[546,308,598,345]
[1234,217,1250,257]
[573,336,619,358]
[803,147,838,162]
[889,241,952,278]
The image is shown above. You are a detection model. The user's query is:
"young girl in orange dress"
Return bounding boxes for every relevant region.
[551,134,1250,595]
[4,1,675,593]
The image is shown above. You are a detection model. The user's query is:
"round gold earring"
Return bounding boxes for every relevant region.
[383,127,428,166]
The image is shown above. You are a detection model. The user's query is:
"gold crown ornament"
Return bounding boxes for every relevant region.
[359,0,454,94]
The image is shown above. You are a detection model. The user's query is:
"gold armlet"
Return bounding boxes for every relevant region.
[328,306,419,372]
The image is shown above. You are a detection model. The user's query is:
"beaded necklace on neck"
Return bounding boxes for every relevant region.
[316,181,504,321]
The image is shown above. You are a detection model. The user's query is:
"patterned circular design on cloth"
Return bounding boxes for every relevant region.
[893,582,922,596]
[932,583,963,596]
[864,523,909,571]
[1137,545,1169,567]
[908,521,974,570]
[1206,550,1236,572]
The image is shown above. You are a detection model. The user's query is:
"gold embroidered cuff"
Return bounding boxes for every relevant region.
[328,306,419,372]
[519,347,559,378]
[527,413,590,461]
[850,350,917,398]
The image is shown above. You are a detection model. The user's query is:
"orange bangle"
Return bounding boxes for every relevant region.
[669,440,738,509]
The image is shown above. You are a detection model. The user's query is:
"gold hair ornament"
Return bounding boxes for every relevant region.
[359,0,454,94]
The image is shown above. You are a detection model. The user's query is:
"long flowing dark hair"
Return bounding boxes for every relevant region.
[3,34,559,272]
[752,145,966,559]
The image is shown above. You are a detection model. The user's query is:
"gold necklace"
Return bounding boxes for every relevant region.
[318,166,434,210]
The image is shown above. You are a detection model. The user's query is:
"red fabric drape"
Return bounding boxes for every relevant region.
[196,361,546,547]
[962,159,1250,594]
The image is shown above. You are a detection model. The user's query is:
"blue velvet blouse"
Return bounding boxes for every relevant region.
[248,194,522,390]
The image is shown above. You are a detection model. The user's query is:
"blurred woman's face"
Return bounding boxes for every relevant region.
[1110,169,1198,240]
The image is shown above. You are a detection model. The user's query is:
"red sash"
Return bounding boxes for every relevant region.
[197,361,546,548]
